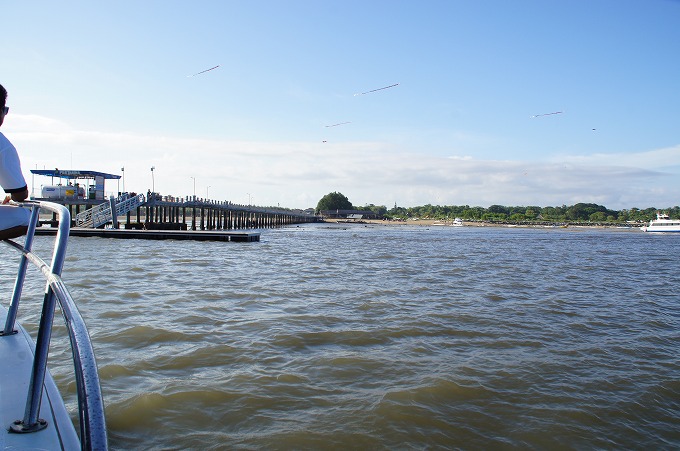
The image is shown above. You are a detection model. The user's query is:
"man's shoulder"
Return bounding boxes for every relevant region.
[0,131,15,151]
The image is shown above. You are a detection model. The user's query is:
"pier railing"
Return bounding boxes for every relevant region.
[141,195,321,230]
[75,192,145,228]
[69,193,319,230]
[1,200,108,450]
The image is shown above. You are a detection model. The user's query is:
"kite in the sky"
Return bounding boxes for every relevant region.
[325,121,352,128]
[354,83,399,96]
[530,111,563,118]
[187,65,220,77]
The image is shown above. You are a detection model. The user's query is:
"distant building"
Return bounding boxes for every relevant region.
[320,209,382,220]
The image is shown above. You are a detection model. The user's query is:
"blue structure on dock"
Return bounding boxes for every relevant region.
[31,169,121,201]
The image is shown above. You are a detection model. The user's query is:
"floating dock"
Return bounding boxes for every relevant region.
[35,227,260,242]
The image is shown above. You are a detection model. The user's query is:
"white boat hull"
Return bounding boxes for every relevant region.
[640,226,680,232]
[640,212,680,232]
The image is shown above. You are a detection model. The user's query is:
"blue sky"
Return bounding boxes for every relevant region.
[2,0,679,209]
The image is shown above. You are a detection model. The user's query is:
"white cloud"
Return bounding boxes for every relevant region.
[552,145,680,170]
[7,114,679,210]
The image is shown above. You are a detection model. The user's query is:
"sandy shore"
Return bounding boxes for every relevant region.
[325,218,463,227]
[324,218,509,227]
[322,218,639,230]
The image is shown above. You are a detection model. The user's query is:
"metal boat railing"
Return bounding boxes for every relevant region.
[1,200,108,450]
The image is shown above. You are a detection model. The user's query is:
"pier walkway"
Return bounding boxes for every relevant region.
[36,193,320,241]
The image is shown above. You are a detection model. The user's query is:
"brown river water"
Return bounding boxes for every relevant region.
[1,223,678,449]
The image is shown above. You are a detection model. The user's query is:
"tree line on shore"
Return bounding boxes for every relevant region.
[377,203,678,223]
[316,192,678,223]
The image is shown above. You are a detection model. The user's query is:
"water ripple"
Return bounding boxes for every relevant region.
[2,225,679,449]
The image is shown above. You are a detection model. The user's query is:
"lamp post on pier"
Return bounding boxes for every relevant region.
[190,176,196,199]
[121,166,125,193]
[150,166,155,194]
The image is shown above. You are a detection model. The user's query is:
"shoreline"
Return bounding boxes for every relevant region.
[322,218,642,230]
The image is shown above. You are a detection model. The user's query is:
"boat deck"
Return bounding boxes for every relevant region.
[0,305,80,450]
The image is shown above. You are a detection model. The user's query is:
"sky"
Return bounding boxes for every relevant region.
[1,0,679,210]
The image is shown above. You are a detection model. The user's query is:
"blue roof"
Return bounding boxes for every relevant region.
[30,169,121,180]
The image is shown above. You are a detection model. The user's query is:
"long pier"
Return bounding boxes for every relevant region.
[134,195,319,231]
[36,194,320,241]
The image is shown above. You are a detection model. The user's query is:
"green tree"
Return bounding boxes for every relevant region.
[567,203,607,221]
[488,204,508,215]
[525,206,541,219]
[387,204,409,219]
[590,211,606,222]
[463,206,485,219]
[316,192,353,213]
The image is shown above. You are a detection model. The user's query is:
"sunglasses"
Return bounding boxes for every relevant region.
[1,107,7,115]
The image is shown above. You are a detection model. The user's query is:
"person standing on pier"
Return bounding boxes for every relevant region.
[0,83,30,240]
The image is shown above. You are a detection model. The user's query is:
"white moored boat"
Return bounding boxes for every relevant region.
[640,212,680,233]
[1,200,108,450]
[432,218,464,227]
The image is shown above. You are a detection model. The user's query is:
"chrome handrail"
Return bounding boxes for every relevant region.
[1,200,108,450]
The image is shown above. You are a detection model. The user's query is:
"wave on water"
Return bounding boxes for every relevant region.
[2,225,679,449]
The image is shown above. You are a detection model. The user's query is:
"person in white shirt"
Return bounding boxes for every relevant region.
[0,83,31,240]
